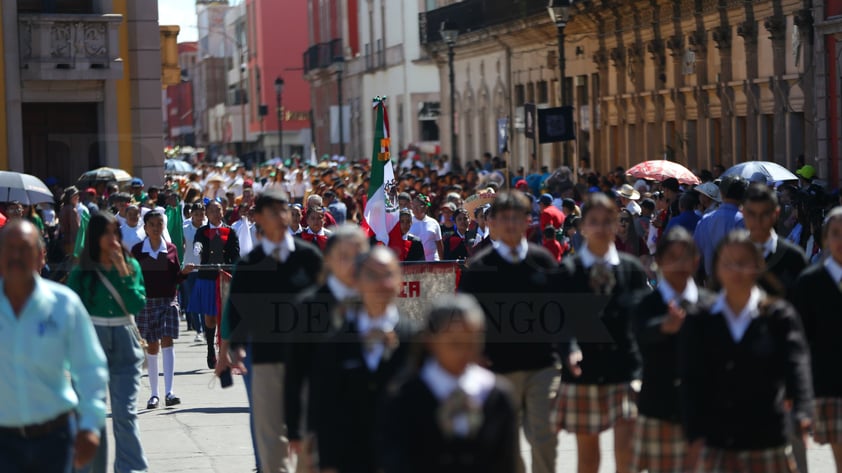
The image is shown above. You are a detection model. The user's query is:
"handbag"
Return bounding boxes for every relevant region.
[95,269,149,362]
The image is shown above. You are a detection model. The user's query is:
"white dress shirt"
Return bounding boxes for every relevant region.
[825,257,842,287]
[141,237,167,259]
[357,305,400,371]
[420,360,496,437]
[120,223,145,251]
[760,231,778,259]
[261,232,296,263]
[492,238,528,263]
[578,243,621,269]
[658,278,700,305]
[327,275,357,301]
[712,287,762,342]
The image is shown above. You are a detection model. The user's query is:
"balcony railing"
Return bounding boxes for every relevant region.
[18,13,123,81]
[303,38,343,74]
[419,0,547,45]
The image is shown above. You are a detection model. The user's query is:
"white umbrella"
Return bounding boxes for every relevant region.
[722,161,798,182]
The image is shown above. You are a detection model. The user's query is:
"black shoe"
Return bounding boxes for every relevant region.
[165,393,181,407]
[146,396,159,409]
[207,353,217,370]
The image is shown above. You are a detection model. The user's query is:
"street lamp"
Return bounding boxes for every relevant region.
[333,56,345,159]
[548,0,572,166]
[275,76,284,158]
[440,21,459,173]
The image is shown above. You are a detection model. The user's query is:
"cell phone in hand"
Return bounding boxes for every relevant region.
[220,368,233,388]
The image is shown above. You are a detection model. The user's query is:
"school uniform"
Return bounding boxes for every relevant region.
[313,305,418,473]
[792,257,842,445]
[187,222,239,316]
[284,276,356,471]
[443,230,470,260]
[222,235,323,473]
[557,245,651,435]
[379,361,517,473]
[630,279,715,473]
[457,239,560,473]
[298,227,332,252]
[759,232,808,298]
[681,288,814,472]
[404,234,426,262]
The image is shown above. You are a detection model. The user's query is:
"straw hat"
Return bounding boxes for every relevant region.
[617,184,641,201]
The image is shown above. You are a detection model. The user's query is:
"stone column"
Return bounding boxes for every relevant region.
[127,0,164,184]
[739,5,759,161]
[766,10,788,166]
[713,20,734,166]
[795,9,816,166]
[2,0,23,171]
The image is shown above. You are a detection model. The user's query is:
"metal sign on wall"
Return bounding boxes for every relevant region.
[524,103,537,139]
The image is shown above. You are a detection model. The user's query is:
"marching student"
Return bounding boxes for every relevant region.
[458,191,560,473]
[792,207,842,472]
[681,230,813,473]
[285,225,369,471]
[217,190,323,473]
[313,247,419,473]
[188,199,239,370]
[443,208,471,260]
[130,211,194,409]
[379,294,517,473]
[556,193,650,473]
[630,226,713,473]
[300,206,332,251]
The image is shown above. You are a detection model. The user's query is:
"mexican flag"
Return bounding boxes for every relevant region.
[362,97,401,247]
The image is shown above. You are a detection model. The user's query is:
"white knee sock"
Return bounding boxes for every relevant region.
[146,353,159,397]
[162,347,175,396]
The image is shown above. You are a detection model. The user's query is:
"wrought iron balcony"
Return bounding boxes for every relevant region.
[18,13,123,81]
[302,38,343,75]
[419,0,547,45]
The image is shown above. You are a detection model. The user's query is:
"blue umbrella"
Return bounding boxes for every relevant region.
[722,161,797,182]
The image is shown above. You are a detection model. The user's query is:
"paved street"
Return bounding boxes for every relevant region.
[104,321,839,472]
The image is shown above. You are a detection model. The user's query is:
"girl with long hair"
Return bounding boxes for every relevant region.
[66,212,148,472]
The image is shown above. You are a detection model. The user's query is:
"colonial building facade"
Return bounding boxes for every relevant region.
[1,0,170,185]
[422,0,839,187]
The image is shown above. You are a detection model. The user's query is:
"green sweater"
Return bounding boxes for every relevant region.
[66,258,147,318]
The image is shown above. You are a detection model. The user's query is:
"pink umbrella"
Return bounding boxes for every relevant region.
[626,160,700,185]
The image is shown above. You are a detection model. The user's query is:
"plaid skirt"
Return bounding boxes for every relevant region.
[631,416,687,473]
[557,382,638,435]
[701,446,797,473]
[813,397,842,445]
[137,297,180,341]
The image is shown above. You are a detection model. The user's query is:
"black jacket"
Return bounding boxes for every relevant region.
[457,243,561,373]
[195,223,239,280]
[559,253,651,384]
[284,284,339,441]
[681,295,813,450]
[760,237,807,297]
[792,263,842,397]
[223,241,323,364]
[314,312,419,472]
[443,232,470,261]
[631,287,716,422]
[378,374,517,473]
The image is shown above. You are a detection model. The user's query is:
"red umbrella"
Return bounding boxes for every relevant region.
[627,160,700,185]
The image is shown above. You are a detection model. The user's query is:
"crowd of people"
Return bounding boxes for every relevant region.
[0,152,841,473]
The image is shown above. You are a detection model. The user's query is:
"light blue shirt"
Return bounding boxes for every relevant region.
[693,202,745,277]
[0,276,108,432]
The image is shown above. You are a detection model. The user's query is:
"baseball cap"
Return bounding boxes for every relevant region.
[84,187,97,196]
[539,194,554,205]
[796,165,816,180]
[130,178,144,188]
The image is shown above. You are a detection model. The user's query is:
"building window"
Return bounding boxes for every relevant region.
[365,43,371,70]
[526,83,535,103]
[376,39,384,67]
[514,85,525,107]
[537,81,548,104]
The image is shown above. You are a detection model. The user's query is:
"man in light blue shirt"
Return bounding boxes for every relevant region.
[693,176,748,281]
[0,220,107,473]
